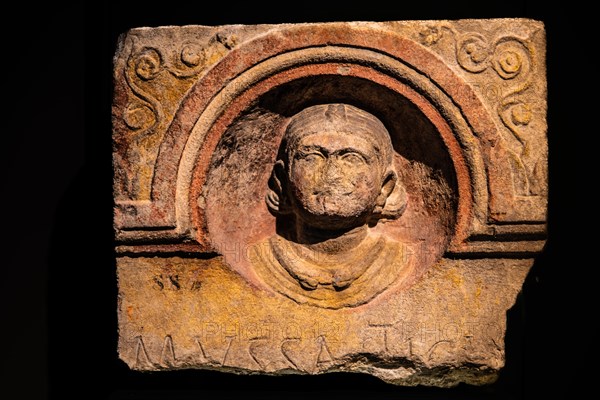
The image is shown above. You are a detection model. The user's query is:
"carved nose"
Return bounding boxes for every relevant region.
[321,159,344,184]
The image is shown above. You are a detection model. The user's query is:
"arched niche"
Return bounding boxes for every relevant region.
[140,25,506,287]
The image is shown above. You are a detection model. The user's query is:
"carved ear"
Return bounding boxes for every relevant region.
[373,170,407,220]
[377,171,397,205]
[265,160,291,215]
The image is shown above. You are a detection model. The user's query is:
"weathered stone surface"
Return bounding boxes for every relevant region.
[113,18,547,387]
[118,256,531,386]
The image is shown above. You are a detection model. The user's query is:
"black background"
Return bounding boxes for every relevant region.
[3,1,588,399]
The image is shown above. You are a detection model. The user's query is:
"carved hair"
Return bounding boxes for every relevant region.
[266,103,407,222]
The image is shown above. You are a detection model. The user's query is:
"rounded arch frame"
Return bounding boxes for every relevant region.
[147,24,503,250]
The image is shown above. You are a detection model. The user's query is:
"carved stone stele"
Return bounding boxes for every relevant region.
[113,19,547,387]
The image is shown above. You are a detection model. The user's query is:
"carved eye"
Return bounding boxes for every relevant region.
[340,151,366,165]
[297,151,325,162]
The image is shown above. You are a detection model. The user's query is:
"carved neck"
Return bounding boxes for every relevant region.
[294,223,368,254]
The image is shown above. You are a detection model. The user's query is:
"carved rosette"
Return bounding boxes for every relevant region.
[113,30,239,201]
[418,22,547,220]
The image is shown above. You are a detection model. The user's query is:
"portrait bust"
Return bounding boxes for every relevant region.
[250,103,413,308]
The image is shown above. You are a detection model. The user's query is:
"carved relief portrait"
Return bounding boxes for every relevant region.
[114,20,547,386]
[200,74,461,311]
[250,104,412,308]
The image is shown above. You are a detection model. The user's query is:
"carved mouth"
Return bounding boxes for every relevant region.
[313,189,354,197]
[314,193,354,214]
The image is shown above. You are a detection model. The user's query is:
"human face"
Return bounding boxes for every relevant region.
[287,131,385,230]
